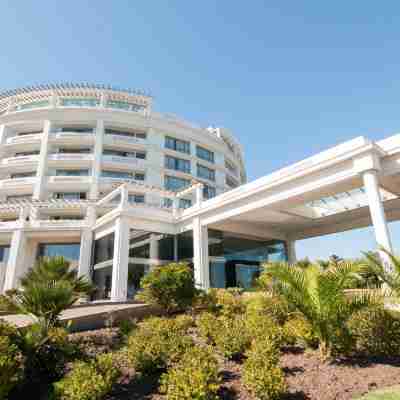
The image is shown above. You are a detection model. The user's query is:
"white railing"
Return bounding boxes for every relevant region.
[31,219,87,229]
[48,154,94,161]
[6,133,42,144]
[51,131,95,139]
[0,177,36,187]
[48,176,92,183]
[2,155,39,165]
[102,155,145,167]
[0,221,20,230]
[104,134,146,146]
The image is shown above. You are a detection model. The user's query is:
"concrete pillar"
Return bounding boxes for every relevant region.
[110,217,130,301]
[173,235,178,261]
[3,229,27,291]
[89,120,104,200]
[78,206,96,279]
[192,217,210,290]
[149,234,159,261]
[33,120,51,200]
[287,240,297,264]
[195,184,203,206]
[362,169,393,271]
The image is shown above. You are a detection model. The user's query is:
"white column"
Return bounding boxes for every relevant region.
[78,206,96,279]
[33,120,51,200]
[363,169,393,270]
[173,235,178,261]
[89,120,104,200]
[3,229,27,291]
[192,217,210,290]
[195,183,203,207]
[287,240,297,264]
[110,216,130,301]
[149,234,159,261]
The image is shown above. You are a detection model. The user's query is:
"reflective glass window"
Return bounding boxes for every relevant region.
[38,243,80,261]
[196,146,214,163]
[165,136,190,154]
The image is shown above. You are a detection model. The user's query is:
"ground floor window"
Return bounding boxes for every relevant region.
[37,243,80,261]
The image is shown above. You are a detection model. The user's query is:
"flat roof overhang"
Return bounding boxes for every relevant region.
[177,134,400,242]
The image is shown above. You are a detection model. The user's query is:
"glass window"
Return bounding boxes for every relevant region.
[165,156,191,173]
[6,195,32,202]
[56,169,89,176]
[38,243,80,261]
[163,198,192,209]
[101,170,132,179]
[203,185,216,199]
[17,131,42,136]
[104,128,146,139]
[106,100,145,112]
[0,246,10,263]
[15,100,50,111]
[10,172,36,178]
[94,233,115,264]
[54,192,87,200]
[165,136,190,154]
[135,172,145,181]
[129,194,145,204]
[58,148,91,154]
[60,98,100,107]
[15,151,40,157]
[103,149,146,159]
[164,175,190,192]
[196,145,214,163]
[58,126,94,133]
[197,164,215,181]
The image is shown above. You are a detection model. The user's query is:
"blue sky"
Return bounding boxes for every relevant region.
[1,1,400,260]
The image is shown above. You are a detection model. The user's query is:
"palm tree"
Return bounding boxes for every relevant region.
[266,261,376,359]
[0,256,93,331]
[362,247,400,296]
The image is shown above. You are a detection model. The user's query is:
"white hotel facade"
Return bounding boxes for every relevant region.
[0,83,398,301]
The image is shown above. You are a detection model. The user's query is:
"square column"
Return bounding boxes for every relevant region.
[78,207,96,280]
[287,240,297,264]
[89,120,104,200]
[362,169,393,271]
[110,216,130,301]
[33,120,51,200]
[192,217,210,290]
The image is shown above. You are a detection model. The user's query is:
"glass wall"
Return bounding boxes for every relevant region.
[93,232,115,265]
[37,243,80,261]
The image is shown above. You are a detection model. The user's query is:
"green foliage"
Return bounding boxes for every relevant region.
[53,353,120,400]
[243,339,286,400]
[245,313,283,347]
[0,256,92,331]
[282,316,319,348]
[244,293,290,325]
[348,307,400,356]
[137,262,196,314]
[118,318,137,338]
[265,261,376,358]
[212,288,246,315]
[160,346,221,400]
[127,316,193,374]
[212,315,250,359]
[196,312,220,342]
[0,335,22,400]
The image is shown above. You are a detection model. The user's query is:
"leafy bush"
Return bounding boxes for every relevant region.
[348,307,400,356]
[196,312,220,342]
[160,346,221,400]
[212,288,246,316]
[127,316,193,374]
[245,293,290,325]
[243,339,286,400]
[282,316,319,348]
[213,315,250,359]
[137,263,196,314]
[118,318,137,338]
[53,353,120,400]
[0,335,22,400]
[173,314,194,332]
[245,313,283,347]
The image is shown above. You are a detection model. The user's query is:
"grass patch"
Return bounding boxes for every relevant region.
[355,386,400,399]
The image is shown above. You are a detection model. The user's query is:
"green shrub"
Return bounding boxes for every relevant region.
[348,307,400,356]
[137,263,196,313]
[0,335,22,400]
[118,318,137,338]
[213,315,250,359]
[245,293,290,325]
[160,346,221,400]
[243,339,286,400]
[53,353,120,400]
[245,313,283,347]
[282,316,319,348]
[213,288,246,316]
[196,312,220,342]
[127,317,193,374]
[173,314,194,332]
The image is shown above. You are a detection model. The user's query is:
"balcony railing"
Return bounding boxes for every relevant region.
[50,131,95,141]
[6,133,43,144]
[48,153,94,161]
[102,155,146,167]
[2,155,40,165]
[48,176,92,184]
[103,134,146,146]
[0,177,37,188]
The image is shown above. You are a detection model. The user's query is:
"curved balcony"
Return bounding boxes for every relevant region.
[47,153,94,168]
[103,134,146,148]
[1,155,40,169]
[50,131,95,146]
[6,133,43,145]
[47,175,92,192]
[0,177,37,190]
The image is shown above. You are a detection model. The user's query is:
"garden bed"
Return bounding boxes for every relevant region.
[69,328,400,400]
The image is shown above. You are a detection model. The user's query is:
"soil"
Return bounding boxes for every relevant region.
[69,328,400,400]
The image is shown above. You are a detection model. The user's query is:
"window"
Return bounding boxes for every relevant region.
[134,172,145,181]
[129,194,145,203]
[58,148,91,154]
[226,176,239,188]
[197,164,215,181]
[58,126,94,133]
[103,149,146,159]
[225,160,238,176]
[94,233,114,264]
[104,128,146,139]
[17,131,42,136]
[54,192,87,200]
[15,151,40,157]
[10,172,36,178]
[0,246,10,263]
[55,169,89,176]
[203,185,216,199]
[165,136,190,154]
[15,100,50,111]
[6,195,32,202]
[165,155,191,173]
[106,100,145,112]
[196,145,214,163]
[164,175,190,192]
[60,98,100,107]
[163,198,192,209]
[101,170,132,179]
[38,243,80,261]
